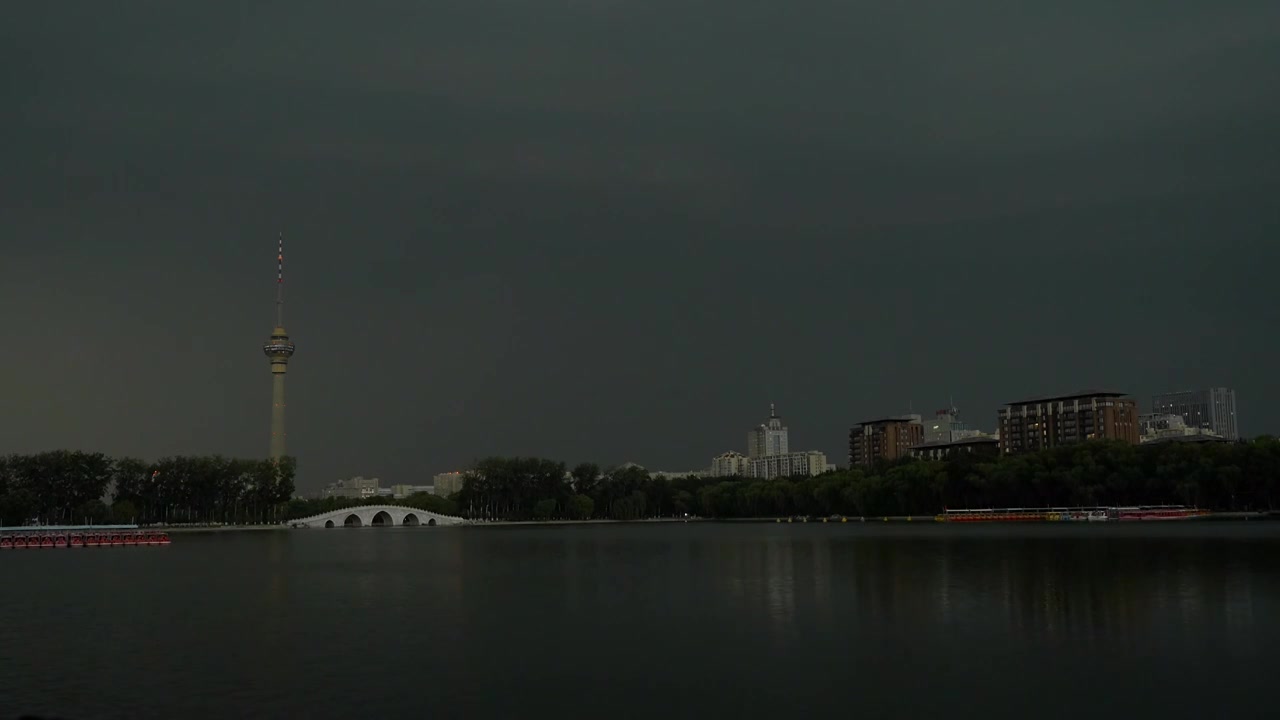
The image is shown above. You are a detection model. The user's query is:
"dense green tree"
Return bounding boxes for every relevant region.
[0,453,295,526]
[533,498,558,519]
[568,494,595,520]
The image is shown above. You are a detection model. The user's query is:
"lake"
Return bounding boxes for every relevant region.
[2,522,1277,719]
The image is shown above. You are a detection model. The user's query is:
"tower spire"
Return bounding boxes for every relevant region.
[276,232,284,328]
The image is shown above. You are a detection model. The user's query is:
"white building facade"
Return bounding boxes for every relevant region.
[710,451,750,478]
[746,450,830,479]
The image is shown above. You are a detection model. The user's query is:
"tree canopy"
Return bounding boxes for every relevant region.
[0,452,295,526]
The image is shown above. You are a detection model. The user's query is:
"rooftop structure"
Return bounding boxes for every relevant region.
[908,435,1000,461]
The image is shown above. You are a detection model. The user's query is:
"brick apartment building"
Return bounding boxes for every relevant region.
[849,416,924,467]
[998,390,1140,454]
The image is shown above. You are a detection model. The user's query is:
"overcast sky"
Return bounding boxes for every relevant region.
[2,1,1277,491]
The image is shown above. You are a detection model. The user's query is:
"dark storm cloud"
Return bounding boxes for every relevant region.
[3,1,1278,489]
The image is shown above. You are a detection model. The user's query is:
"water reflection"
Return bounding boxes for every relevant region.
[685,526,1279,651]
[2,524,1277,719]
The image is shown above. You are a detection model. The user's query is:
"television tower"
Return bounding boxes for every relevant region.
[262,233,296,461]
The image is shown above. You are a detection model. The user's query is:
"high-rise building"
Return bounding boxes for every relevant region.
[848,416,924,467]
[715,405,828,479]
[998,390,1139,454]
[262,234,296,461]
[1152,388,1239,441]
[747,404,789,458]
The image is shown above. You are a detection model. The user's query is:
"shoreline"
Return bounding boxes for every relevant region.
[144,510,1279,533]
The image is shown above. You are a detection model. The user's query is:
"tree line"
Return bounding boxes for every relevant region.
[6,438,1276,526]
[0,451,295,526]
[451,438,1280,521]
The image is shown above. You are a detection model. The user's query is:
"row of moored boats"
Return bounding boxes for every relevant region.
[941,505,1206,522]
[0,524,171,549]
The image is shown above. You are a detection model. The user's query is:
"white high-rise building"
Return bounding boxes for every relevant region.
[1152,388,1239,441]
[748,404,789,458]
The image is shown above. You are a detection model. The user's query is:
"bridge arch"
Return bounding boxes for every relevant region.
[290,504,467,529]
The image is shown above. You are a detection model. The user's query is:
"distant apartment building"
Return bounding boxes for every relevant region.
[747,404,789,458]
[908,436,1000,462]
[1152,388,1239,441]
[321,476,380,500]
[998,390,1139,454]
[1138,414,1222,444]
[710,451,749,478]
[432,472,466,497]
[746,450,830,479]
[390,484,434,499]
[848,416,924,467]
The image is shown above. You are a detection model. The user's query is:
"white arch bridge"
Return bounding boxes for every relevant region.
[290,505,468,529]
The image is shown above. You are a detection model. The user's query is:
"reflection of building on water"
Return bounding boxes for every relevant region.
[1222,568,1255,629]
[921,537,1276,645]
[763,538,796,628]
[934,546,952,623]
[810,539,832,624]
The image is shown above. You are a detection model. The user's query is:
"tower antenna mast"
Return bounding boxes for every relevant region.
[276,232,285,328]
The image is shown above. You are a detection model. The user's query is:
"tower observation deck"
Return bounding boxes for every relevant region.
[263,234,295,460]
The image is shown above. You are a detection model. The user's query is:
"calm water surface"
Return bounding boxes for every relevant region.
[2,523,1277,719]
